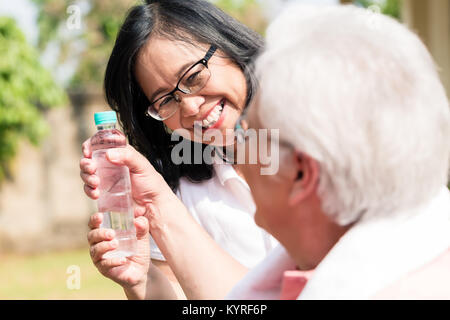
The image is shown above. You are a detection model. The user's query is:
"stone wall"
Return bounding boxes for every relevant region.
[0,90,110,253]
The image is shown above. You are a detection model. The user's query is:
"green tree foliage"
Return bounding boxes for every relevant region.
[33,0,140,89]
[355,0,401,19]
[0,17,66,181]
[212,0,267,35]
[69,0,138,88]
[32,0,267,90]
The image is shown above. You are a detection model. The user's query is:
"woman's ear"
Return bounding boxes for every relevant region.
[288,152,320,206]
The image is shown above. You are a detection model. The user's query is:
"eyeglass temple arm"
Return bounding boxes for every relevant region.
[204,45,217,61]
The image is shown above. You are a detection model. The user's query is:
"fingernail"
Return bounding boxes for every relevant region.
[110,239,118,247]
[106,149,120,161]
[106,230,115,238]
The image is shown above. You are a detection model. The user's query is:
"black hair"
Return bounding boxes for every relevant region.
[104,0,264,191]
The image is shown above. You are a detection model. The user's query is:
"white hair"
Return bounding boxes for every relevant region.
[256,4,450,225]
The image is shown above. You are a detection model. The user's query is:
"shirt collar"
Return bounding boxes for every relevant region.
[213,155,249,188]
[226,245,297,300]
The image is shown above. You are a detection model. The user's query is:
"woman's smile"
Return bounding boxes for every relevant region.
[193,98,226,131]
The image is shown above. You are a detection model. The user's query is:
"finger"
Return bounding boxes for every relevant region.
[134,216,149,240]
[88,212,103,230]
[144,202,162,231]
[81,138,92,158]
[97,256,127,270]
[80,172,99,188]
[134,205,147,218]
[106,145,155,175]
[84,184,100,199]
[79,157,97,175]
[90,239,119,263]
[87,228,115,246]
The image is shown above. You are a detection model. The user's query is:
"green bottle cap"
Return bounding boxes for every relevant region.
[94,111,117,125]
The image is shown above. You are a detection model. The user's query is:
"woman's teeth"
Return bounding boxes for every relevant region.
[202,101,224,129]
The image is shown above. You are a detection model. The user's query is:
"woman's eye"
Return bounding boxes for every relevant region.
[159,96,174,107]
[185,71,201,84]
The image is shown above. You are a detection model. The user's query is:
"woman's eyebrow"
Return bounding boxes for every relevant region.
[149,60,196,102]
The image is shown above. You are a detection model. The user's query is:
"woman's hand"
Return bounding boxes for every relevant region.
[80,138,175,208]
[80,137,247,300]
[87,207,151,298]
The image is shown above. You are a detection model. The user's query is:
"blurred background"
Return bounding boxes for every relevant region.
[0,0,448,299]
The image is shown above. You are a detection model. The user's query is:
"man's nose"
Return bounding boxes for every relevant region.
[178,94,205,117]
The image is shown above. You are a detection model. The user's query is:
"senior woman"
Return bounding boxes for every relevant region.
[226,4,450,299]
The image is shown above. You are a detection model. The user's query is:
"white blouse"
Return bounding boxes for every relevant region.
[149,162,277,268]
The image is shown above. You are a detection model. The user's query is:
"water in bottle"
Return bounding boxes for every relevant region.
[91,111,137,258]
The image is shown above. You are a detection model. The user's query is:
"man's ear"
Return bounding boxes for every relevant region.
[288,152,320,206]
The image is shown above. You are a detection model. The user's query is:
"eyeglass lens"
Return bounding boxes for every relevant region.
[151,63,210,120]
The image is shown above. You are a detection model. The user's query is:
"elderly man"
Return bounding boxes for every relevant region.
[227,4,450,299]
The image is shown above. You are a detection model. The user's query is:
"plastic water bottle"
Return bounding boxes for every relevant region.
[91,111,137,258]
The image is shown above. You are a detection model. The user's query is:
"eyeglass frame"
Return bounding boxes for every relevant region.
[145,45,218,120]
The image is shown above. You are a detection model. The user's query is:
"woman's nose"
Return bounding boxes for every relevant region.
[179,95,205,117]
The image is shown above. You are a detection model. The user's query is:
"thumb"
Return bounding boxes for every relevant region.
[106,145,154,175]
[134,216,149,240]
[143,202,164,232]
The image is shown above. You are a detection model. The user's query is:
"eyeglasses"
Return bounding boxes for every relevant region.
[145,45,217,121]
